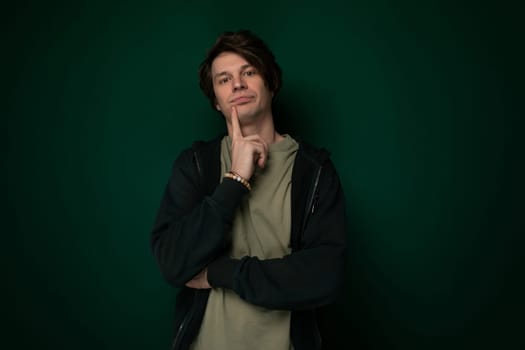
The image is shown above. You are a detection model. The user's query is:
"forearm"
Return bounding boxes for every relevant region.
[152,170,248,287]
[207,245,345,310]
[208,160,346,310]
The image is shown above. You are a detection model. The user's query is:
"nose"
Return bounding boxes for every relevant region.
[232,75,247,91]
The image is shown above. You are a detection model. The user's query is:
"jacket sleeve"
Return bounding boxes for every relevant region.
[151,148,248,287]
[207,160,346,311]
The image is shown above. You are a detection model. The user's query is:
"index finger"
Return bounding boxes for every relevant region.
[230,106,243,139]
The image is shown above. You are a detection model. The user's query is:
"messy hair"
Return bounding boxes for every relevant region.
[198,30,282,110]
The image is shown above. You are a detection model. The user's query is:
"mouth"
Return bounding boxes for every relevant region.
[230,95,254,105]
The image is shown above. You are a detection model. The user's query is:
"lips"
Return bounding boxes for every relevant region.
[230,95,254,104]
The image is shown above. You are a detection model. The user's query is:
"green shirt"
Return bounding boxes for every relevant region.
[190,135,299,350]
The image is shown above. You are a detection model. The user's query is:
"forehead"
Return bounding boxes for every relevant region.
[211,52,252,75]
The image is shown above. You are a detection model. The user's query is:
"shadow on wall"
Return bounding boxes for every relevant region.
[273,81,327,143]
[316,214,374,350]
[273,81,368,349]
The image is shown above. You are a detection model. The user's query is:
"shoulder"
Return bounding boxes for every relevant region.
[293,138,342,188]
[173,134,225,167]
[294,138,332,167]
[190,134,225,153]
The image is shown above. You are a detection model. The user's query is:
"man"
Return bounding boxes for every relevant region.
[151,30,346,350]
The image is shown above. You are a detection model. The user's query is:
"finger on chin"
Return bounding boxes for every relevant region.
[258,157,266,168]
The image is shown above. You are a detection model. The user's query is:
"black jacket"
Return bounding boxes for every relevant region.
[151,136,346,350]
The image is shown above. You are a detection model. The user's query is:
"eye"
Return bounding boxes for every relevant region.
[243,70,257,77]
[218,76,230,85]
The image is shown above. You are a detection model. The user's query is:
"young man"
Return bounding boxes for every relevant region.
[151,30,346,350]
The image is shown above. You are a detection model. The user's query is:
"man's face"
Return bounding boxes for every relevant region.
[211,52,273,123]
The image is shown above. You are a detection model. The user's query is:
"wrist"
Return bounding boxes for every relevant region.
[224,171,251,191]
[207,256,239,289]
[230,168,252,181]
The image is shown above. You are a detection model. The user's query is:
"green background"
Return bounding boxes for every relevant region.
[6,0,523,349]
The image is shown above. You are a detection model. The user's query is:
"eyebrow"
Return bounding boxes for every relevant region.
[213,64,254,80]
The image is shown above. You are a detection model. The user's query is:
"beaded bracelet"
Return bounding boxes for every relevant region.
[224,171,252,191]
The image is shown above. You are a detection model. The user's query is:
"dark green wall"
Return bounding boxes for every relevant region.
[7,0,523,349]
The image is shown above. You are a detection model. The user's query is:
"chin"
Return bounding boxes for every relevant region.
[241,111,260,121]
[236,106,256,116]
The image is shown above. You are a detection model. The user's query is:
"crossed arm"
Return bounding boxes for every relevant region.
[151,107,346,310]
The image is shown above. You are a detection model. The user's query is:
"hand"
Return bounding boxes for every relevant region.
[185,269,211,289]
[230,106,268,181]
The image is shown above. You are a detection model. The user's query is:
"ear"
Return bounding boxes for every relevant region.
[216,104,221,111]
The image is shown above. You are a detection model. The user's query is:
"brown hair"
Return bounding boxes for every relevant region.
[198,30,282,110]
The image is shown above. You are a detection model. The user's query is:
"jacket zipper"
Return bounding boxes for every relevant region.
[193,150,203,179]
[171,152,202,350]
[313,310,323,349]
[171,291,197,350]
[171,315,187,350]
[301,165,322,232]
[309,166,322,214]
